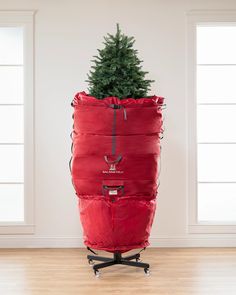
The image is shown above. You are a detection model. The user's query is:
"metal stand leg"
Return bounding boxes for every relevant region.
[87,251,150,277]
[87,254,113,262]
[123,253,140,261]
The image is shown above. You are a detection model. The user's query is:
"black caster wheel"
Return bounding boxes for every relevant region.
[94,269,100,278]
[144,268,150,276]
[88,259,94,266]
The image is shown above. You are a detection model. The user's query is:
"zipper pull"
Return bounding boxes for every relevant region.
[123,107,127,120]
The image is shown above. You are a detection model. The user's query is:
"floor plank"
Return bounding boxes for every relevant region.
[0,248,236,295]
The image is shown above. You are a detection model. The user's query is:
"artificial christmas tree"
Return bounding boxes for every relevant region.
[87,24,153,99]
[70,25,164,277]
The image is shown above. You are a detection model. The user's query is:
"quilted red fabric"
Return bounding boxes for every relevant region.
[71,92,164,253]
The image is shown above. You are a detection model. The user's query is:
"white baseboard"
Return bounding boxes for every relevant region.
[0,236,83,248]
[0,236,236,248]
[150,236,236,247]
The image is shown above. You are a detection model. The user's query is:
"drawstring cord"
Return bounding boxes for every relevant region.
[104,155,122,165]
[87,247,98,255]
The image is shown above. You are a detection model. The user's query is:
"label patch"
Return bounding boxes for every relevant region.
[109,190,118,195]
[102,170,124,174]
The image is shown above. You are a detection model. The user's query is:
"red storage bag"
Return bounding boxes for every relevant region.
[71,92,164,253]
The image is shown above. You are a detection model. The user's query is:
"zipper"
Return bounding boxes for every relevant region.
[109,104,127,155]
[112,107,116,155]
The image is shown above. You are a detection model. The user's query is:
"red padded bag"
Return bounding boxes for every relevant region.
[71,92,164,253]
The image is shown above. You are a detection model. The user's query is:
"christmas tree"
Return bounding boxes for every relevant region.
[87,24,154,99]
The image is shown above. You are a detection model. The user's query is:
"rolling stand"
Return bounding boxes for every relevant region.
[87,249,150,277]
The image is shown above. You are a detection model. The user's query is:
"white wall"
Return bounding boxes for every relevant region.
[1,0,236,247]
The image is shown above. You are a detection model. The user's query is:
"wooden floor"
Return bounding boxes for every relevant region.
[0,248,236,295]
